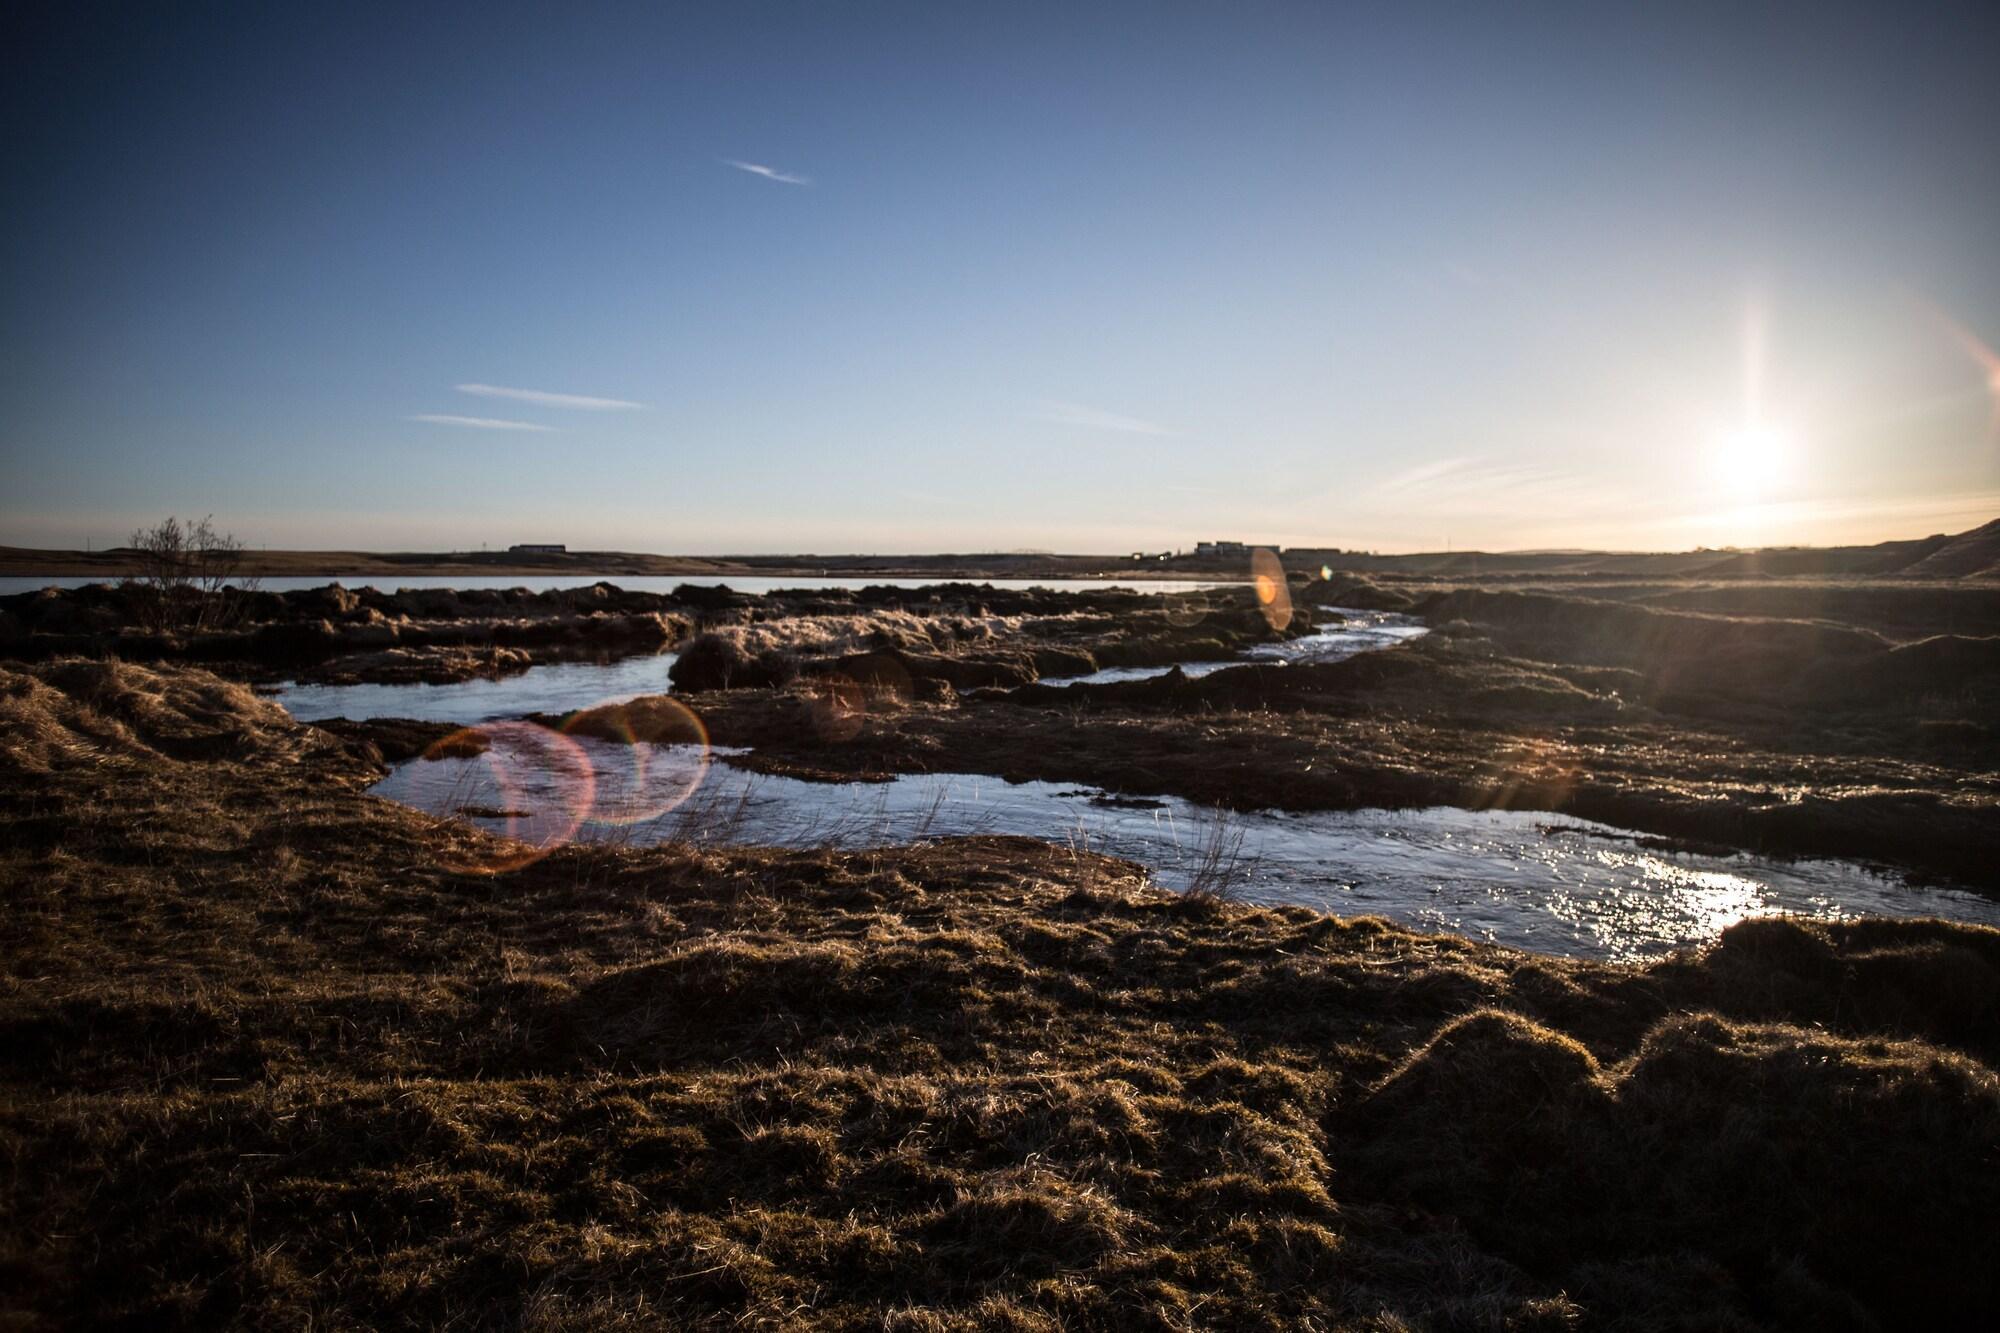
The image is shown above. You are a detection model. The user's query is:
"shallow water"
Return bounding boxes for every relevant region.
[274,653,681,725]
[1047,610,1429,685]
[370,740,2000,962]
[0,574,1234,597]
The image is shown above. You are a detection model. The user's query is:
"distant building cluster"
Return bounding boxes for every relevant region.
[1128,540,1298,561]
[508,543,567,554]
[1194,540,1281,558]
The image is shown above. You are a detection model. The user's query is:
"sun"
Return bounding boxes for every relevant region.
[1711,419,1792,496]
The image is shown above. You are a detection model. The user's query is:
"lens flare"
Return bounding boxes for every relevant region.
[422,721,596,874]
[560,696,712,826]
[1250,547,1293,631]
[1927,302,2000,441]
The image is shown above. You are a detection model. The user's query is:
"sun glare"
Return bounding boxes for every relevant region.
[1711,419,1793,496]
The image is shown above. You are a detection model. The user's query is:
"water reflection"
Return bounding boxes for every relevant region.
[371,745,2000,962]
[275,652,679,724]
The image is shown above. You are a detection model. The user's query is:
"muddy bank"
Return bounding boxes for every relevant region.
[2,658,1997,1328]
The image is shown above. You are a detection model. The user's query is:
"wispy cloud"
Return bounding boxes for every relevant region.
[410,414,555,432]
[455,383,647,411]
[1034,400,1172,436]
[1373,455,1591,504]
[1353,454,1626,534]
[724,159,810,186]
[1376,456,1476,494]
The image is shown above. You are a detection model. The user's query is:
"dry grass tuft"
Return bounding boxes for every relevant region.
[2,660,1997,1328]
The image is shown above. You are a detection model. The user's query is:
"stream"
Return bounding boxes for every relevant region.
[279,601,1997,961]
[366,736,2000,963]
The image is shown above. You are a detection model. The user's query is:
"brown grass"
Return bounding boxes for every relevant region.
[3,659,1999,1328]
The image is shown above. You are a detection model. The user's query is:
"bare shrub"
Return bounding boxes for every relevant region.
[1179,808,1254,902]
[122,515,262,635]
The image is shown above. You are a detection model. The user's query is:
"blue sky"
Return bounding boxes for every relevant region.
[5,1,1998,553]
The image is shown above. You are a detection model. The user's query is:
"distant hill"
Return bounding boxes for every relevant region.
[1687,535,1950,578]
[1902,517,2000,578]
[1680,519,2000,580]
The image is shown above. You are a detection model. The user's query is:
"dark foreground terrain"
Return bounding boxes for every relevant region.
[4,660,2000,1329]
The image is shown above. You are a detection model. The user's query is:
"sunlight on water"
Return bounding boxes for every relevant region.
[1046,609,1428,685]
[371,746,2000,962]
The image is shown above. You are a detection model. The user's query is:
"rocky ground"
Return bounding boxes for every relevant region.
[3,658,1998,1329]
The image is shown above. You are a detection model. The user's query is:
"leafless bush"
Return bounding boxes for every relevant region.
[1178,808,1254,903]
[123,515,262,635]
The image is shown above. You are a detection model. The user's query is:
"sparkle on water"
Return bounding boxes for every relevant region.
[246,584,1994,963]
[1045,610,1429,685]
[370,739,2000,963]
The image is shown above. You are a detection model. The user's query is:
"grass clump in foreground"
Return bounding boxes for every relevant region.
[2,659,1999,1329]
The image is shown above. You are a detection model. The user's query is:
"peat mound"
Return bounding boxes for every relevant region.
[1349,1004,2000,1326]
[0,657,345,770]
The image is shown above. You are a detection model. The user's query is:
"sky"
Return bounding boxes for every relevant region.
[4,0,1999,555]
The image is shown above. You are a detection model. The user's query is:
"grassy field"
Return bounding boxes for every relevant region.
[4,658,1999,1328]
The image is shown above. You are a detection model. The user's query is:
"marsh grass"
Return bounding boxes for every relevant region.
[4,658,2000,1328]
